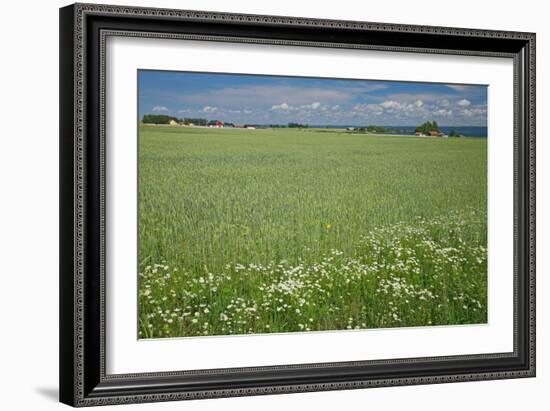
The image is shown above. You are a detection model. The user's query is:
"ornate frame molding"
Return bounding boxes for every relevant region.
[60,3,535,407]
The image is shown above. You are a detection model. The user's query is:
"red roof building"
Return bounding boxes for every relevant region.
[208,120,224,128]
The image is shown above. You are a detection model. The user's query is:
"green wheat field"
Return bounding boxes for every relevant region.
[138,125,487,338]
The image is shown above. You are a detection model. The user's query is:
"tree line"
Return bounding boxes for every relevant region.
[142,114,313,129]
[353,125,393,134]
[142,115,210,126]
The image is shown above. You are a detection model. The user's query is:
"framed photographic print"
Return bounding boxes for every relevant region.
[59,3,536,407]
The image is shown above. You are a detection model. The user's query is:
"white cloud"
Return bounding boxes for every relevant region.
[457,99,471,107]
[353,103,384,113]
[380,100,402,109]
[271,102,290,110]
[367,104,383,112]
[385,92,454,104]
[311,102,321,109]
[152,106,169,112]
[460,107,486,117]
[379,100,423,114]
[202,106,218,113]
[433,108,453,117]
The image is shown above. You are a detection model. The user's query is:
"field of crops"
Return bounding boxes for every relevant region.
[138,125,487,338]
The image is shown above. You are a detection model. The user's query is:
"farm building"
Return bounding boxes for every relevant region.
[207,120,224,128]
[417,130,444,137]
[169,119,178,126]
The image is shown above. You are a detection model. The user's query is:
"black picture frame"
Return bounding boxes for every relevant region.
[59,3,536,407]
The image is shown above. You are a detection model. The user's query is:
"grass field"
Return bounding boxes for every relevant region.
[138,125,487,338]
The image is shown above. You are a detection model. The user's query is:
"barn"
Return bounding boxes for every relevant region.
[208,120,224,128]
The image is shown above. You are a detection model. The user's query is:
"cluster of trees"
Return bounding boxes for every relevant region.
[415,121,441,135]
[265,123,310,128]
[182,118,208,126]
[142,114,180,125]
[142,115,214,125]
[353,125,391,134]
[449,128,461,137]
[365,125,389,133]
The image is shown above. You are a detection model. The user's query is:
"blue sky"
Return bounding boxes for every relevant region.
[138,70,488,126]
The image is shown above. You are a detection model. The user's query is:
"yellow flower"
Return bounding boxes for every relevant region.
[325,223,332,229]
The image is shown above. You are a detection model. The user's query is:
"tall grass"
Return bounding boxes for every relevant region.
[138,126,487,338]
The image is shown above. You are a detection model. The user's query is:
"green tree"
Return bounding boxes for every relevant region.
[415,121,441,135]
[142,114,179,124]
[183,118,208,126]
